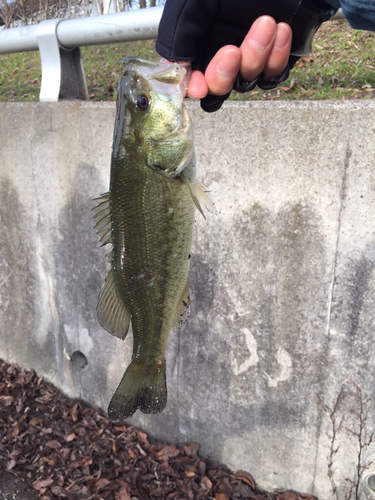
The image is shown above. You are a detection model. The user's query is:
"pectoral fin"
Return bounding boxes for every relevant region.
[97,269,131,340]
[181,175,216,219]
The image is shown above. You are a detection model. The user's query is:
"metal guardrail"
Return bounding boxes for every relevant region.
[0,7,163,101]
[0,6,343,102]
[0,7,163,53]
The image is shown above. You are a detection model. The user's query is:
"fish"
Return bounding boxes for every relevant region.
[93,57,214,421]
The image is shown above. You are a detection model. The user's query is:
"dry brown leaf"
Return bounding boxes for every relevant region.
[200,476,212,491]
[8,450,21,459]
[33,478,54,491]
[114,425,127,432]
[184,470,196,477]
[6,459,17,470]
[277,491,299,500]
[94,478,111,491]
[35,394,54,404]
[45,440,62,449]
[157,445,180,459]
[215,494,229,500]
[0,396,14,406]
[137,430,147,443]
[234,470,255,488]
[183,443,199,457]
[0,359,318,500]
[29,417,43,426]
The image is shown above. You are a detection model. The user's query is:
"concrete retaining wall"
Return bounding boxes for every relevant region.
[1,100,375,499]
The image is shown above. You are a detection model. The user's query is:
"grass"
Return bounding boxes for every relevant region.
[0,20,375,102]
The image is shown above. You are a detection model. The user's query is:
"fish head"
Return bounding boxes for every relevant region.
[113,57,193,178]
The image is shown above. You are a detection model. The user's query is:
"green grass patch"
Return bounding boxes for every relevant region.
[1,20,375,102]
[80,40,158,101]
[0,51,41,101]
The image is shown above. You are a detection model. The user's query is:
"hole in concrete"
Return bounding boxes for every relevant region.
[367,475,375,491]
[71,351,88,370]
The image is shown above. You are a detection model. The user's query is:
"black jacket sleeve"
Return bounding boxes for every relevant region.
[155,0,337,112]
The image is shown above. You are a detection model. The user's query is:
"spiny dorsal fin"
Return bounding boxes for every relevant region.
[97,268,131,340]
[181,176,217,220]
[92,192,113,246]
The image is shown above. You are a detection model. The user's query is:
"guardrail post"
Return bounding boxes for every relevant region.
[36,19,88,102]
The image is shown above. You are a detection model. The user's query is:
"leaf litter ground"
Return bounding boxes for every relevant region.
[0,360,316,500]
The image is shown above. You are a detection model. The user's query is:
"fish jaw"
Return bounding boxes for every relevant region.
[112,57,193,176]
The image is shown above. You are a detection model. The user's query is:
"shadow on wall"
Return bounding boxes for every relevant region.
[53,161,116,403]
[0,178,46,369]
[171,200,330,452]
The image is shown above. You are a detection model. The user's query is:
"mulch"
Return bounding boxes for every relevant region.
[0,360,317,500]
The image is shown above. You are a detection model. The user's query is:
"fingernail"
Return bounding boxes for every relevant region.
[216,50,240,76]
[274,24,291,50]
[249,16,276,50]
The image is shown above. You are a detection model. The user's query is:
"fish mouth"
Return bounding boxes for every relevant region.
[122,56,191,98]
[147,61,191,91]
[122,56,191,81]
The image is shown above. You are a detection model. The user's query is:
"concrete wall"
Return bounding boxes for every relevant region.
[1,100,375,499]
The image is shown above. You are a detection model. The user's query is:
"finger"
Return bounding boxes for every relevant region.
[239,16,277,82]
[263,23,292,80]
[187,70,209,99]
[204,45,241,96]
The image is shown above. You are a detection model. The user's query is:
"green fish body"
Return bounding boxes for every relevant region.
[94,58,212,420]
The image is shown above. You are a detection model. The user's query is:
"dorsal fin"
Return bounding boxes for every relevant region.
[92,192,113,246]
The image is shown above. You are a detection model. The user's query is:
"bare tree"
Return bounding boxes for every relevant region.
[0,0,17,28]
[0,0,164,27]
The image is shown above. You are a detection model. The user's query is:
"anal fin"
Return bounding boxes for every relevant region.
[97,268,131,340]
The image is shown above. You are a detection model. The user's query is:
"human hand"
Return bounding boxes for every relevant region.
[156,0,336,111]
[187,16,292,99]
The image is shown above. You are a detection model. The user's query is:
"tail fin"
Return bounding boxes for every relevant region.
[108,359,167,421]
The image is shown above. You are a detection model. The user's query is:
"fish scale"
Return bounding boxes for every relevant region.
[112,162,194,360]
[94,57,214,420]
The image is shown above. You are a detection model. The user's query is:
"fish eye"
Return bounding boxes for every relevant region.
[137,94,149,111]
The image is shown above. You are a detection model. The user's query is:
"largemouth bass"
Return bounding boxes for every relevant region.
[93,57,212,420]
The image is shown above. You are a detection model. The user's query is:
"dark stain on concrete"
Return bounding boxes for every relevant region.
[329,241,375,386]
[345,254,374,338]
[189,255,217,317]
[54,162,114,401]
[170,200,330,454]
[0,177,54,368]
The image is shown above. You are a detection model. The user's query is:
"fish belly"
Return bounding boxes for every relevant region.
[111,158,195,361]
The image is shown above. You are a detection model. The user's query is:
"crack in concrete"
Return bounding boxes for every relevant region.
[311,141,352,495]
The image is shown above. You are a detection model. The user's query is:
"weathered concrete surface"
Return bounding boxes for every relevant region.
[1,100,375,499]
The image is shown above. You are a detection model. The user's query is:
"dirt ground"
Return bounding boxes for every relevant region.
[0,360,317,500]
